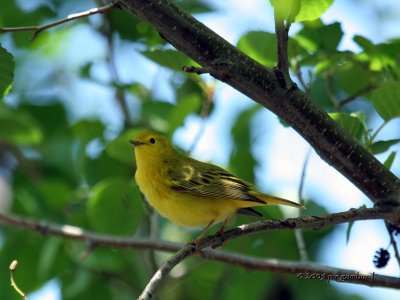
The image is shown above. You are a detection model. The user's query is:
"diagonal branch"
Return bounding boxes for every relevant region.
[138,244,194,300]
[119,0,400,206]
[0,1,119,41]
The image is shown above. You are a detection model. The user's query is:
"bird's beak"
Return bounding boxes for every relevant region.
[129,140,144,147]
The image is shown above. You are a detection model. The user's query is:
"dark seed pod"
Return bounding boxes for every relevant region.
[373,248,390,268]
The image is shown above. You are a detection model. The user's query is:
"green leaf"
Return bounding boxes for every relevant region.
[295,0,334,22]
[141,101,174,131]
[294,21,343,52]
[384,151,396,169]
[336,66,370,96]
[37,179,73,212]
[176,0,214,13]
[346,220,355,244]
[371,82,400,121]
[370,139,400,154]
[329,112,365,141]
[230,105,260,183]
[37,238,67,280]
[72,120,105,143]
[310,76,334,109]
[84,152,129,187]
[169,77,203,133]
[0,108,43,145]
[87,177,143,235]
[0,45,14,98]
[346,205,366,244]
[108,8,164,46]
[353,35,376,52]
[270,0,300,22]
[237,31,277,67]
[141,49,197,71]
[106,128,145,164]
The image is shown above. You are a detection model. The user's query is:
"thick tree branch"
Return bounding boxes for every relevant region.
[0,1,119,41]
[120,0,400,206]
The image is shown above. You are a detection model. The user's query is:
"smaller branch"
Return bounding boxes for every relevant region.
[338,84,377,109]
[101,7,130,127]
[293,65,311,95]
[138,244,195,300]
[201,250,400,289]
[189,83,215,153]
[274,13,291,88]
[197,206,400,250]
[326,73,339,108]
[294,149,311,261]
[0,1,119,41]
[386,222,400,272]
[183,65,212,75]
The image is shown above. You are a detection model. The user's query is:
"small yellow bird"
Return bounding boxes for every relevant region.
[130,130,304,240]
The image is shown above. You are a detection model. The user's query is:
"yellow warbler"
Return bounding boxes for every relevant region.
[130,130,304,239]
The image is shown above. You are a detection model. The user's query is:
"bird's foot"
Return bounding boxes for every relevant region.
[212,227,227,249]
[187,237,205,256]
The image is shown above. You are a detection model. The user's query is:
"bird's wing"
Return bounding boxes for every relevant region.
[166,159,264,204]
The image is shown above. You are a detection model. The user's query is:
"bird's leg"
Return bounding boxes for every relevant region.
[190,219,215,253]
[212,218,229,248]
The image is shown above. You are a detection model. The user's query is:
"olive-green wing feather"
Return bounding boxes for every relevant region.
[166,159,264,204]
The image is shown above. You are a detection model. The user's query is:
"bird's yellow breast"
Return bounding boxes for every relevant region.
[136,172,235,226]
[135,154,239,227]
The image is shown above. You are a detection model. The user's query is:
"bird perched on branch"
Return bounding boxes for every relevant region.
[130,130,304,243]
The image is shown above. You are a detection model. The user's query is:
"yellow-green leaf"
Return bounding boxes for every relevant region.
[87,178,143,234]
[329,112,365,141]
[0,45,14,98]
[371,82,400,121]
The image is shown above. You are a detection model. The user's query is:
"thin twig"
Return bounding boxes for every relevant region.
[183,65,213,74]
[293,66,311,95]
[0,1,119,41]
[338,84,377,109]
[326,73,339,108]
[138,244,195,300]
[274,11,291,88]
[188,84,215,153]
[294,149,311,261]
[201,250,400,288]
[100,2,130,127]
[9,260,28,300]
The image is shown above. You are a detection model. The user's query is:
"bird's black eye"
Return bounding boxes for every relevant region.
[149,137,156,144]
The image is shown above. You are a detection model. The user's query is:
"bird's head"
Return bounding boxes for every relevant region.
[130,130,172,157]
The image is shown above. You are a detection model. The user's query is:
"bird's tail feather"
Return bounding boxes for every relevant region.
[257,194,305,209]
